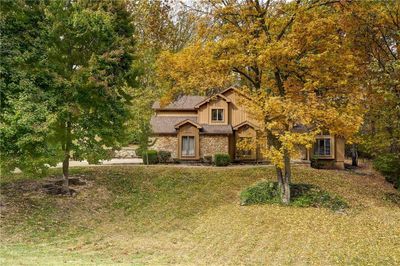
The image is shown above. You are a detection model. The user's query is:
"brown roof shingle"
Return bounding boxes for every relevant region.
[150,116,233,135]
[152,96,207,110]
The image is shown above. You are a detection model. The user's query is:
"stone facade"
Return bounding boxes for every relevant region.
[114,147,138,158]
[200,135,229,158]
[151,135,178,158]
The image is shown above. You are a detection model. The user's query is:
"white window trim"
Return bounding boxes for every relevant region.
[314,135,335,159]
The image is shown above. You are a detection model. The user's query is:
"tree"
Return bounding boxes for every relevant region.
[0,0,60,174]
[344,0,399,157]
[341,0,399,188]
[1,0,137,193]
[127,0,198,149]
[157,0,364,203]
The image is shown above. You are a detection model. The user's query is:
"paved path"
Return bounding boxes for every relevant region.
[56,158,143,168]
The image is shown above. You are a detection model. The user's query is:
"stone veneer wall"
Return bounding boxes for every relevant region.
[200,135,229,158]
[151,136,178,158]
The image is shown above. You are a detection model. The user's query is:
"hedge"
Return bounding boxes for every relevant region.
[214,153,231,166]
[142,150,158,165]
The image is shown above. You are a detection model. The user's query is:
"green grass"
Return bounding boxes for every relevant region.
[1,165,399,265]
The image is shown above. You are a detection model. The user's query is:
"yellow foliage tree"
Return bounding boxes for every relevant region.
[157,0,364,203]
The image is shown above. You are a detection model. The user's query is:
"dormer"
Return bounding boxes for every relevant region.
[196,94,231,125]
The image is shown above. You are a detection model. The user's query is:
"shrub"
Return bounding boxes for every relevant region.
[142,150,158,165]
[158,150,171,163]
[240,182,280,205]
[373,153,400,190]
[214,153,231,166]
[240,181,348,211]
[310,156,323,169]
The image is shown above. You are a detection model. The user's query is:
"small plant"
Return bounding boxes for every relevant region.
[373,153,400,190]
[310,155,323,169]
[240,181,348,211]
[158,150,172,163]
[240,182,280,205]
[142,150,158,165]
[214,153,231,166]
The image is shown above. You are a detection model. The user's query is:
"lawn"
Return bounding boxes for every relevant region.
[1,165,399,265]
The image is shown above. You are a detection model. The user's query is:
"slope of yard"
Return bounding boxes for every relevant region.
[1,165,399,265]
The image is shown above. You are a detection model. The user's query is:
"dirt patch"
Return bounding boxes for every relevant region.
[42,176,87,195]
[0,175,92,215]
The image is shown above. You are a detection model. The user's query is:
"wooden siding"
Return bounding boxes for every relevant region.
[197,98,228,125]
[222,89,257,127]
[335,136,345,163]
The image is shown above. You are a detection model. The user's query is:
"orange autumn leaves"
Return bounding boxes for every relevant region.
[157,0,365,168]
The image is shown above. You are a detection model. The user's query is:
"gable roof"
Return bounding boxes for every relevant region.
[174,119,202,129]
[194,94,231,109]
[152,96,207,110]
[233,121,260,130]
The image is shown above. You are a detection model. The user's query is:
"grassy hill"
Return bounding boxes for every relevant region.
[1,165,399,265]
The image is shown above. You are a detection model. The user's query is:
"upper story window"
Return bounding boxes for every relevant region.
[314,137,332,156]
[211,109,224,122]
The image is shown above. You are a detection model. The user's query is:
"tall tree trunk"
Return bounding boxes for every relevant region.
[282,149,291,204]
[351,143,358,167]
[62,119,72,194]
[276,167,284,199]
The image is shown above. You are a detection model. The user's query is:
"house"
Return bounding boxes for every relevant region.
[150,87,345,169]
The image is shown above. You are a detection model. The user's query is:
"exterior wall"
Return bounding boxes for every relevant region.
[311,135,345,169]
[199,135,229,158]
[334,136,345,169]
[151,135,178,158]
[114,146,138,158]
[197,104,208,123]
[223,89,258,127]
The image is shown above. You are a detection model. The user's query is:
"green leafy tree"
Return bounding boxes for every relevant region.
[1,0,137,192]
[0,0,58,174]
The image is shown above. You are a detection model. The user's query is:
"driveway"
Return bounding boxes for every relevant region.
[56,158,143,168]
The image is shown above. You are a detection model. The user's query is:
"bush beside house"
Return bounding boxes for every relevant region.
[214,153,231,166]
[142,150,158,165]
[158,150,172,163]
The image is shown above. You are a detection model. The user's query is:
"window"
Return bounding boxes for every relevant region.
[314,138,331,156]
[211,109,224,122]
[181,136,195,156]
